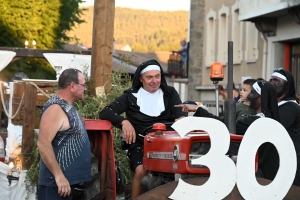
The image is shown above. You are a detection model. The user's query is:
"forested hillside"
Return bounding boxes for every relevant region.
[68,7,188,51]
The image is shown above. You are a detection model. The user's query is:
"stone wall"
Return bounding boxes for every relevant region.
[187,0,205,101]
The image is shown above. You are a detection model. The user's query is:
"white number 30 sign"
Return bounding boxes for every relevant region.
[169,117,297,200]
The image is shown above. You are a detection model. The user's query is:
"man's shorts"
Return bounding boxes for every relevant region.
[126,143,144,171]
[38,185,73,200]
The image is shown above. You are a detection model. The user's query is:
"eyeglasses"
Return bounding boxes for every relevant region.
[75,82,86,88]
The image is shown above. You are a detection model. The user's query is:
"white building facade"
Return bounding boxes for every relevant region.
[194,0,265,101]
[239,0,300,98]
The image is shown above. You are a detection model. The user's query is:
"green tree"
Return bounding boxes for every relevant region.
[0,0,85,48]
[68,7,188,52]
[0,0,86,81]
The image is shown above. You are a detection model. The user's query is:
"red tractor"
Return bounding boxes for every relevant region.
[141,123,245,191]
[86,119,300,200]
[85,120,251,200]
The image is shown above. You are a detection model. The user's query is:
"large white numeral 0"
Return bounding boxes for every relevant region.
[237,117,297,199]
[169,117,236,200]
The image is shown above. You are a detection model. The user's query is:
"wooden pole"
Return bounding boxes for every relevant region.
[91,0,115,95]
[21,83,37,169]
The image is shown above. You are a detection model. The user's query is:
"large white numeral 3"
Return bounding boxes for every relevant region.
[168,117,297,200]
[169,117,236,199]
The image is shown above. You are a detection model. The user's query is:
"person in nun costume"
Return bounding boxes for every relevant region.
[269,68,300,186]
[175,80,283,181]
[99,59,185,198]
[176,80,279,133]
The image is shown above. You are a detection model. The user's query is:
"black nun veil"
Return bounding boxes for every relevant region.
[253,80,281,180]
[273,69,298,102]
[131,59,169,94]
[258,80,279,121]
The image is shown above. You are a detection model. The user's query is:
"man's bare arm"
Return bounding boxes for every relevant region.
[37,104,71,197]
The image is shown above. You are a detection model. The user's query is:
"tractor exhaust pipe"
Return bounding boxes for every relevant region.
[224,41,236,134]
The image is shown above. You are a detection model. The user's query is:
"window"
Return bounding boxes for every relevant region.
[217,5,229,65]
[231,2,243,64]
[205,9,216,67]
[245,22,258,62]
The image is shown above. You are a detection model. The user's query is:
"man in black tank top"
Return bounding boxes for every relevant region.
[38,68,91,200]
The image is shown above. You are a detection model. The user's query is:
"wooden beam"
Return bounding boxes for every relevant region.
[21,83,37,169]
[91,0,115,95]
[0,47,91,58]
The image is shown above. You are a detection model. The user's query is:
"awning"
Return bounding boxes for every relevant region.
[43,53,137,78]
[43,53,92,77]
[0,50,136,77]
[0,51,16,72]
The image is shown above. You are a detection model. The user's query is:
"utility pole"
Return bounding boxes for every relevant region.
[91,0,115,95]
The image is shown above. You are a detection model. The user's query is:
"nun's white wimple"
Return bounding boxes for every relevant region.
[140,65,160,74]
[253,82,261,95]
[271,72,287,81]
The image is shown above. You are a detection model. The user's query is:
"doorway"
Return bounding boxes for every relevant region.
[290,43,300,99]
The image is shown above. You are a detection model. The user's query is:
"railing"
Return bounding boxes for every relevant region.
[167,52,183,78]
[202,101,225,117]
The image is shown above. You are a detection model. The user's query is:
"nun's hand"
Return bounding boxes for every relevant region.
[175,104,199,113]
[121,120,136,144]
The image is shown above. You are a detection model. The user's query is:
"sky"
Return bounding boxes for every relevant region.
[80,0,190,11]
